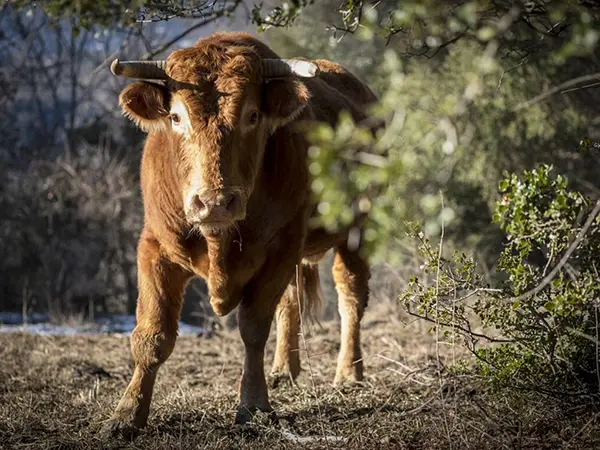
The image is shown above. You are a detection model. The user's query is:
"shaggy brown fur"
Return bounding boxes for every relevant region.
[106,31,377,437]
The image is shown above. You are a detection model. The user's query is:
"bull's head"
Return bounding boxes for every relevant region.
[112,38,317,236]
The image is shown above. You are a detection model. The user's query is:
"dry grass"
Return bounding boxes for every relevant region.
[1,304,599,449]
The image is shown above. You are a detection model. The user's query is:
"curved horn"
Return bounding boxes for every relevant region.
[262,59,319,78]
[110,59,168,80]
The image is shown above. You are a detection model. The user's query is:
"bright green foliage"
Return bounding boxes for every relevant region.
[266,1,598,266]
[402,166,600,395]
[301,38,591,263]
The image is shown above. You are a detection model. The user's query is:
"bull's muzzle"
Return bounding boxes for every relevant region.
[185,188,245,230]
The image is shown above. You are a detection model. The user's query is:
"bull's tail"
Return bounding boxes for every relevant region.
[296,263,323,323]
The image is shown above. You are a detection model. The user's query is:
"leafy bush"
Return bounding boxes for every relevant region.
[269,1,599,272]
[402,165,600,396]
[304,36,595,264]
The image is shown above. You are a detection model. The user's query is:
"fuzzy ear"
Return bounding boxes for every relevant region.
[118,82,170,132]
[263,79,311,131]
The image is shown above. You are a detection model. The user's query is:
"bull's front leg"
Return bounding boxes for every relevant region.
[235,252,299,425]
[105,235,191,437]
[205,236,245,317]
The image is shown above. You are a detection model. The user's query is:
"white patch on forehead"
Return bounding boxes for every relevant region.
[170,95,192,137]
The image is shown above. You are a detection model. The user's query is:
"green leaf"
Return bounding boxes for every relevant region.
[544,301,556,311]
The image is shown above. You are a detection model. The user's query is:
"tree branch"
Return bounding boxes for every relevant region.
[405,309,514,343]
[141,0,242,59]
[513,72,600,111]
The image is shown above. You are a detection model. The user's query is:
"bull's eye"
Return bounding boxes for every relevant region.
[170,113,181,125]
[249,111,259,126]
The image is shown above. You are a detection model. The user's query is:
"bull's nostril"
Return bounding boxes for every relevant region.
[190,191,237,221]
[225,194,236,212]
[194,195,208,216]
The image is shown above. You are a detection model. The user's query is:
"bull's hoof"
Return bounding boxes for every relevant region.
[101,418,142,441]
[333,379,366,392]
[235,406,278,426]
[268,371,296,389]
[333,367,364,386]
[104,393,150,440]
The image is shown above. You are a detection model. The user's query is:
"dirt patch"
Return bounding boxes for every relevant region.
[0,305,598,449]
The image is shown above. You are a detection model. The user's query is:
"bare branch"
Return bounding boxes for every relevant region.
[405,309,514,343]
[141,1,242,60]
[513,72,600,111]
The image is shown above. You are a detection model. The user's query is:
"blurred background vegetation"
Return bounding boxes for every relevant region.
[263,1,600,397]
[1,1,599,350]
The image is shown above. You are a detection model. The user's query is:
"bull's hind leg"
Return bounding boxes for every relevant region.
[332,244,370,384]
[270,258,324,387]
[269,282,301,387]
[105,235,190,437]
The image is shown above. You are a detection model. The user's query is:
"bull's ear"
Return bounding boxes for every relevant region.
[263,79,311,131]
[119,82,170,132]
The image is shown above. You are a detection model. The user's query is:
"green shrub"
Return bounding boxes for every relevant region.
[402,165,600,396]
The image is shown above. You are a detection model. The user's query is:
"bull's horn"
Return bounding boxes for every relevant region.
[110,59,168,80]
[262,59,319,78]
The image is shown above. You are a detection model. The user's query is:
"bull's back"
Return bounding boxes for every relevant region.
[305,59,377,127]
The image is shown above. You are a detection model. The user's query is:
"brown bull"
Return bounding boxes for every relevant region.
[106,32,376,436]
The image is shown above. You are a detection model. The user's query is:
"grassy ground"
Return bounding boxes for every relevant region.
[1,304,599,449]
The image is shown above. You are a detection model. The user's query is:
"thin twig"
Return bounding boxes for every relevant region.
[295,265,328,446]
[496,56,528,92]
[374,354,435,382]
[561,81,600,94]
[513,72,600,111]
[565,412,600,447]
[435,191,453,447]
[596,298,600,393]
[406,310,513,343]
